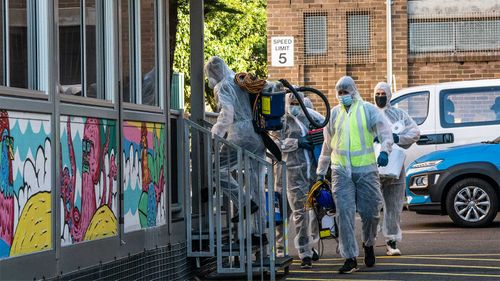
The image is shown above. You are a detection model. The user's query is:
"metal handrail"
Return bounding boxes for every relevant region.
[185,119,214,257]
[183,118,289,280]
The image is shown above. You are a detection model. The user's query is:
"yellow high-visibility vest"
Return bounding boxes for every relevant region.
[331,100,376,167]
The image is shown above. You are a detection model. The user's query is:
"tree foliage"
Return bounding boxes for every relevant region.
[173,0,267,112]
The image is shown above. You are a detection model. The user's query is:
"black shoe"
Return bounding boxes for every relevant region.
[231,200,259,223]
[338,258,358,274]
[386,240,401,256]
[363,243,376,267]
[312,248,319,261]
[300,257,312,269]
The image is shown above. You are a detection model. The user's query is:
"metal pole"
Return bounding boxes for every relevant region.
[189,0,204,122]
[188,0,205,216]
[267,162,276,281]
[281,162,288,258]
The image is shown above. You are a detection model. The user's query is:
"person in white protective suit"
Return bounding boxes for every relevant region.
[373,82,420,256]
[273,94,325,260]
[316,76,393,274]
[304,97,326,124]
[276,92,322,269]
[302,96,324,252]
[204,56,267,242]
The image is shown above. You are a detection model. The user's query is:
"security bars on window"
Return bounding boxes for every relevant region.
[299,9,374,65]
[409,12,500,56]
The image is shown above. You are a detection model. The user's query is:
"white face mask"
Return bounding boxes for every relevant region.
[289,105,300,116]
[208,77,218,89]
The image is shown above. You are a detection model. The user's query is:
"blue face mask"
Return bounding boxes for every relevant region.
[290,105,300,116]
[339,94,353,106]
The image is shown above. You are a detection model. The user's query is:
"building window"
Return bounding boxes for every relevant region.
[304,13,327,55]
[299,9,373,65]
[409,16,500,54]
[121,0,159,107]
[0,1,29,89]
[347,12,371,63]
[58,0,102,99]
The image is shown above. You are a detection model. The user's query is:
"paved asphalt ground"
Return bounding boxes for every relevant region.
[282,210,500,281]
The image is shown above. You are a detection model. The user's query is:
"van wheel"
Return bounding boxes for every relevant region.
[446,178,498,227]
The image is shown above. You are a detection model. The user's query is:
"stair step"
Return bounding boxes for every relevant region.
[203,256,294,279]
[253,256,294,268]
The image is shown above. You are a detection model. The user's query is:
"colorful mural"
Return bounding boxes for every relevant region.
[0,110,52,259]
[60,116,118,245]
[123,121,166,232]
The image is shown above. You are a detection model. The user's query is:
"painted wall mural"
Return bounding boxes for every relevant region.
[123,121,166,232]
[0,110,51,259]
[60,116,118,246]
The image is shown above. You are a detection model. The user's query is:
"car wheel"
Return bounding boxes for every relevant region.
[445,178,498,227]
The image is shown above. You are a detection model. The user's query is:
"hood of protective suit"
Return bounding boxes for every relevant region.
[335,76,362,103]
[304,97,314,109]
[373,82,392,109]
[282,92,317,181]
[204,56,235,89]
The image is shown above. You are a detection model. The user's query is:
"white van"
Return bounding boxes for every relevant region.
[391,79,500,167]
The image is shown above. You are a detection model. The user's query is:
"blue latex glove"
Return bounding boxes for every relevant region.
[317,174,325,181]
[377,151,389,167]
[373,136,379,143]
[298,136,313,150]
[393,133,399,144]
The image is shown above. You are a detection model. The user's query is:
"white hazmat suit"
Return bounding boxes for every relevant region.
[204,56,266,234]
[373,82,420,255]
[316,76,393,269]
[277,93,321,262]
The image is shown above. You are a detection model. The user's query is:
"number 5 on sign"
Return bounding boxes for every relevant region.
[272,36,294,67]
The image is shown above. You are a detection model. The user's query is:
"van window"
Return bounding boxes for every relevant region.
[440,86,500,128]
[391,91,430,125]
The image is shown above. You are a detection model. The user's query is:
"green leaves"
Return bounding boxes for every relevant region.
[173,0,267,112]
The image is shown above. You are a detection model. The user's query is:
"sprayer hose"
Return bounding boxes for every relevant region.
[279,79,331,129]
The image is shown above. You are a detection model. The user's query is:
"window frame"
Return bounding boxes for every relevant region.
[123,0,162,108]
[57,0,113,100]
[439,86,500,128]
[391,91,430,126]
[0,0,52,93]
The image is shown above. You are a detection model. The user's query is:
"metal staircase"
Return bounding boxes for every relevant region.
[183,118,292,280]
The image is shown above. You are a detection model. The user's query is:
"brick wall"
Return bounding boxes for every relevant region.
[267,0,499,114]
[408,60,500,85]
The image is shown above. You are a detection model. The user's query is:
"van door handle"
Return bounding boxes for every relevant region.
[417,135,432,145]
[443,133,454,144]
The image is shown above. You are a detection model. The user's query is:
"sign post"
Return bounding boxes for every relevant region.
[271,36,294,67]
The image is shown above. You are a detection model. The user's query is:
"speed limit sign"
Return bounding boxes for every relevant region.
[271,36,294,67]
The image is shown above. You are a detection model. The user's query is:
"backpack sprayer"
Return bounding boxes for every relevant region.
[234,73,333,233]
[305,179,338,240]
[234,73,330,134]
[280,79,329,165]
